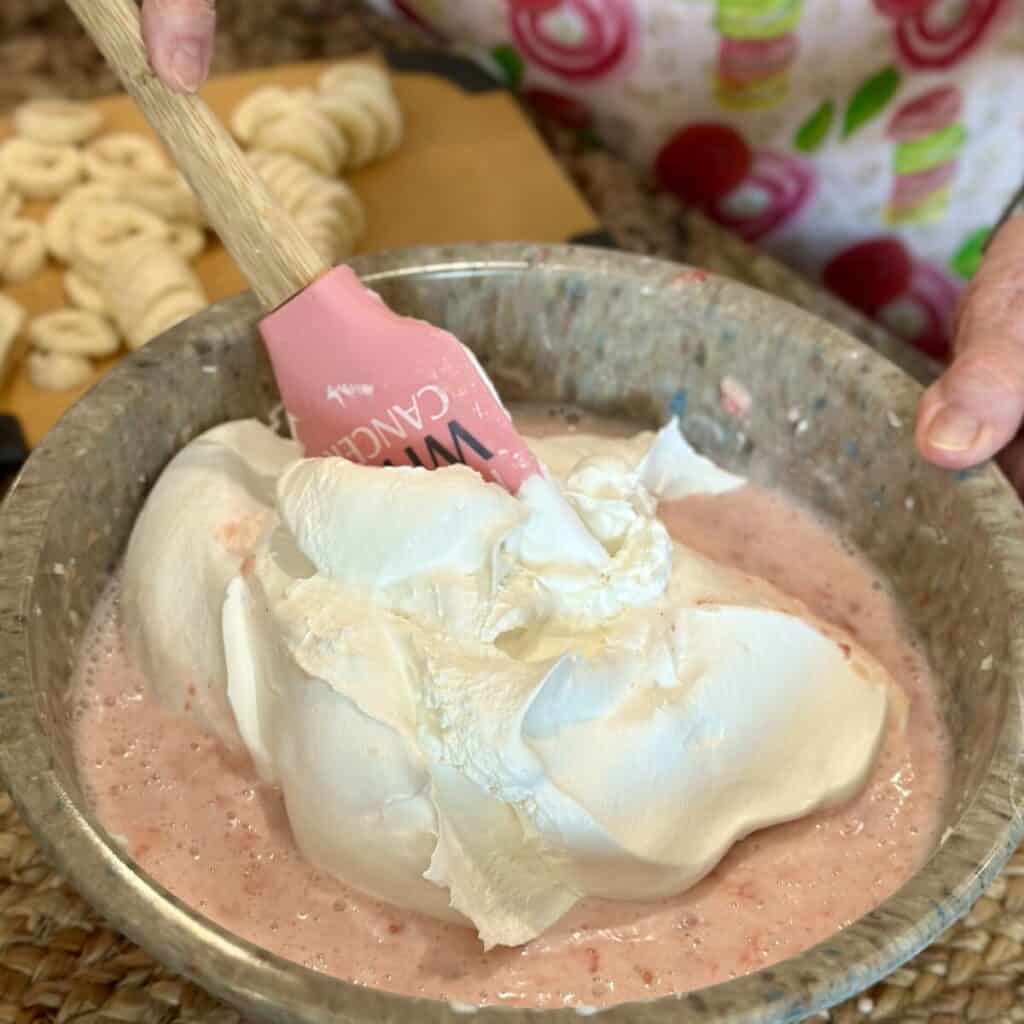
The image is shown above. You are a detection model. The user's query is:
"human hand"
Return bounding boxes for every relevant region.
[916,214,1024,494]
[140,0,216,94]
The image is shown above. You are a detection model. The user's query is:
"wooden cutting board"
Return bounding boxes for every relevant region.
[0,53,602,449]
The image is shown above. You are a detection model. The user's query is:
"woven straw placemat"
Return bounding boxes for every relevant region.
[1,3,1020,1021]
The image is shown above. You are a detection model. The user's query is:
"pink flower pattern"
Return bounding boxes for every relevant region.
[655,123,814,243]
[823,237,959,359]
[873,0,1011,69]
[372,1,1022,363]
[507,0,637,81]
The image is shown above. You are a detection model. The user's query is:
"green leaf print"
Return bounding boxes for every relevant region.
[794,99,835,153]
[951,228,992,280]
[842,66,901,139]
[491,44,524,90]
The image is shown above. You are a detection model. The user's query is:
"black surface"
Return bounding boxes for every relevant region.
[0,414,27,473]
[386,50,501,93]
[567,229,618,249]
[0,414,27,500]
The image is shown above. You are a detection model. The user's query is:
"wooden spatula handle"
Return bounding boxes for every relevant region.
[65,0,328,311]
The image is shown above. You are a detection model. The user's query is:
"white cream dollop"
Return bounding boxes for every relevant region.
[121,420,300,747]
[123,416,892,948]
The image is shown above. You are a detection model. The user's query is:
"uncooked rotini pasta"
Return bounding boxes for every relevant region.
[318,63,392,94]
[0,137,83,200]
[44,182,118,262]
[247,149,328,216]
[1,96,218,385]
[63,269,108,316]
[131,288,207,348]
[99,236,206,350]
[0,69,400,391]
[13,98,104,146]
[69,200,169,283]
[231,62,403,175]
[294,179,366,264]
[249,106,349,177]
[316,63,402,168]
[0,218,46,285]
[120,169,204,225]
[166,222,206,262]
[231,87,310,146]
[83,133,166,181]
[28,308,119,357]
[0,169,22,221]
[248,149,365,263]
[27,349,93,391]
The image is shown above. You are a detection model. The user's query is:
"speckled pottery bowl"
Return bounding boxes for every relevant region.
[1,244,1022,1024]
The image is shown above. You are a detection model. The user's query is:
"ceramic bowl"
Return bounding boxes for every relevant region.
[1,244,1023,1024]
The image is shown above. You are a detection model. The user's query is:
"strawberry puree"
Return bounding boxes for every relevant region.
[72,412,947,1010]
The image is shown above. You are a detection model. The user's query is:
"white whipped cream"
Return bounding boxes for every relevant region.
[122,416,892,948]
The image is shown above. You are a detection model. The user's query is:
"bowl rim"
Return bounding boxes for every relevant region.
[1,242,1023,1024]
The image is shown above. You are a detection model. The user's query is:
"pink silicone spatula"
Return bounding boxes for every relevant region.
[67,0,541,493]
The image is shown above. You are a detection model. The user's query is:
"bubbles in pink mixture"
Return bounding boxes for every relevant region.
[73,449,948,1010]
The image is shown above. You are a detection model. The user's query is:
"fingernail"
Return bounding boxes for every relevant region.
[926,404,984,453]
[169,38,207,93]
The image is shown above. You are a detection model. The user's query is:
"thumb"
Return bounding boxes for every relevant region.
[140,0,216,94]
[916,215,1024,470]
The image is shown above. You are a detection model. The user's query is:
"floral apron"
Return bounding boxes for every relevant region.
[369,0,1024,361]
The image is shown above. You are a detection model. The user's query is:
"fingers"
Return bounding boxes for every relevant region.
[140,0,216,94]
[916,215,1024,470]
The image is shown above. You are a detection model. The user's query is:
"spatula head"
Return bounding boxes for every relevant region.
[259,266,541,492]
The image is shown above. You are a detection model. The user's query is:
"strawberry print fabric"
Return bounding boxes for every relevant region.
[369,0,1024,361]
